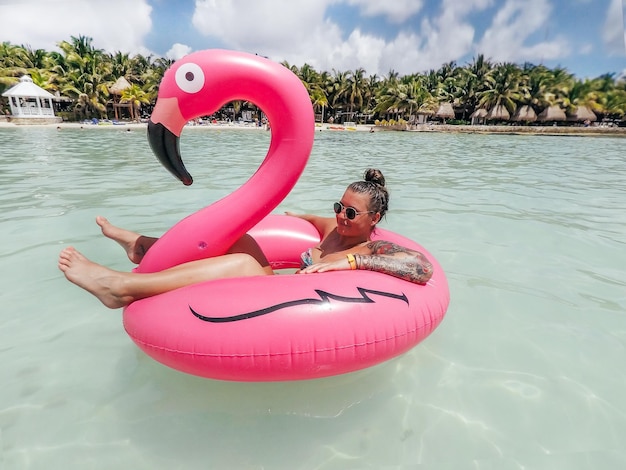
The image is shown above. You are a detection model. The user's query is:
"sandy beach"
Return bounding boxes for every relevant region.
[1,119,625,136]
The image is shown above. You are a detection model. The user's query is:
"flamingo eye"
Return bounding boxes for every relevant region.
[175,62,205,93]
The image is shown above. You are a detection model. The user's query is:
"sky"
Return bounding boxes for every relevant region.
[1,0,625,80]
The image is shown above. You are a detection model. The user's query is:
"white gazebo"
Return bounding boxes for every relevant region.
[2,75,59,122]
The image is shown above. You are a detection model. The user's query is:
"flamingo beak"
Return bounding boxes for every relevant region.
[147,97,193,186]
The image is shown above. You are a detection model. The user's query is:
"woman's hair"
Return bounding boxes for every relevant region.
[347,168,389,219]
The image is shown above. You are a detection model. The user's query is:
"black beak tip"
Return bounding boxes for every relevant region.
[147,120,193,185]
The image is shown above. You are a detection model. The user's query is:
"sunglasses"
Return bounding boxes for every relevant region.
[333,201,374,220]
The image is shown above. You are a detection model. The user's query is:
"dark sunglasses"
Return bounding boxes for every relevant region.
[333,201,374,220]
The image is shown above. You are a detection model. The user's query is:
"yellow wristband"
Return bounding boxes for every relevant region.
[346,253,357,270]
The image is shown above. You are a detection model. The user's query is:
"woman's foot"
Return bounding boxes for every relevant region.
[96,216,148,264]
[58,247,131,309]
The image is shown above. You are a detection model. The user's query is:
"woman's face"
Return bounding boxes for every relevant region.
[335,189,380,236]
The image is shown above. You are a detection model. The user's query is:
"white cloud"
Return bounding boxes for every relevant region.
[191,0,358,73]
[441,0,494,16]
[315,29,380,74]
[192,0,335,54]
[476,0,570,63]
[189,0,494,75]
[412,0,486,70]
[2,0,614,79]
[603,0,626,55]
[166,43,193,61]
[346,0,425,24]
[369,0,493,74]
[0,0,152,55]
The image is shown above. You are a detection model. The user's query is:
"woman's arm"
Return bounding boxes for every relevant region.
[284,212,336,237]
[356,240,433,284]
[297,240,433,285]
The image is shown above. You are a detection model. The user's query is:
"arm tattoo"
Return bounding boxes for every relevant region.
[356,241,433,284]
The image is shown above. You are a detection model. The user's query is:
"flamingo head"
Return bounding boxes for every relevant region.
[148,50,266,186]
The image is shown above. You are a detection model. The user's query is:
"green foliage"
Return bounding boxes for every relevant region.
[1,38,624,123]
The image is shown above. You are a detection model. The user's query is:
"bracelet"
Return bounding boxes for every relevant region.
[346,253,357,270]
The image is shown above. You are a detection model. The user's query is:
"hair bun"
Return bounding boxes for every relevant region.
[364,168,385,187]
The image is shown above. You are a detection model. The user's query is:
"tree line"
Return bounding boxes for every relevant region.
[1,35,625,125]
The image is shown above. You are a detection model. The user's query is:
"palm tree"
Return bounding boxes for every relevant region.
[2,35,624,127]
[344,68,368,120]
[142,56,172,103]
[478,62,523,120]
[310,86,328,123]
[374,77,404,120]
[595,77,626,121]
[561,79,599,115]
[328,70,350,122]
[55,35,112,119]
[435,61,462,102]
[542,66,574,107]
[405,76,437,122]
[0,42,28,94]
[362,73,380,115]
[384,70,400,86]
[374,75,436,124]
[456,54,493,119]
[317,71,334,121]
[518,64,549,110]
[110,52,133,80]
[28,69,57,93]
[120,83,150,120]
[290,63,328,122]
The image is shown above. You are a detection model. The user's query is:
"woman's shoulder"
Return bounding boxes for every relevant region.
[287,213,336,236]
[316,217,337,236]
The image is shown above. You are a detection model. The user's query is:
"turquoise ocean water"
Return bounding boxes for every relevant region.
[1,126,625,469]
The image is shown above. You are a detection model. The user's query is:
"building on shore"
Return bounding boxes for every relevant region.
[1,75,61,124]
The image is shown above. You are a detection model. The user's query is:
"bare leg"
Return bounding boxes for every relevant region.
[226,233,271,268]
[97,216,158,264]
[58,246,273,309]
[98,217,268,267]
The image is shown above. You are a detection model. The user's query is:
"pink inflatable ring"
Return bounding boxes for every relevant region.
[123,49,449,381]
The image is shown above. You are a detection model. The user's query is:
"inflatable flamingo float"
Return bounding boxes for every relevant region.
[123,50,449,381]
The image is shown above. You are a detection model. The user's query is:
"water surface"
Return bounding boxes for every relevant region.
[1,126,625,469]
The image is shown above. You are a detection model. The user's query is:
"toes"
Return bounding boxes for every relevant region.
[59,246,81,263]
[96,216,109,227]
[60,246,73,258]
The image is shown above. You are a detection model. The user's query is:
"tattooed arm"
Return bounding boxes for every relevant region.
[356,240,433,284]
[297,239,433,284]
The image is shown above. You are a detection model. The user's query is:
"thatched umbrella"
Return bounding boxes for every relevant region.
[538,105,566,122]
[109,77,133,120]
[486,104,510,121]
[470,108,487,125]
[512,105,537,122]
[109,76,131,95]
[567,105,597,122]
[435,102,455,122]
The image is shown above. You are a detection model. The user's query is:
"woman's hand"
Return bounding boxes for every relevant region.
[296,257,351,274]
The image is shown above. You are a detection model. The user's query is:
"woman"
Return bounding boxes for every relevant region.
[58,169,433,309]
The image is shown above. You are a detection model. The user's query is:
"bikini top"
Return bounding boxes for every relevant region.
[300,248,314,267]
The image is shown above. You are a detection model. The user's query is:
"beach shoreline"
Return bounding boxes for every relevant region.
[1,119,624,137]
[403,123,626,137]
